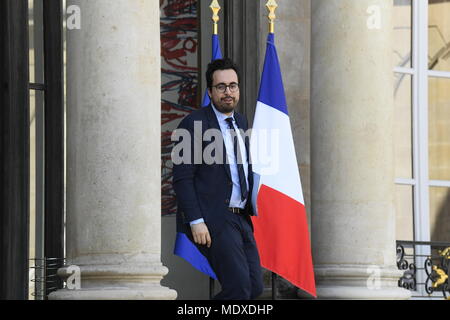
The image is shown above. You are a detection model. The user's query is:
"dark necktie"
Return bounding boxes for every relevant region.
[225,117,248,201]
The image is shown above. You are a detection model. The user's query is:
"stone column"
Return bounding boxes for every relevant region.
[49,0,177,300]
[311,0,410,299]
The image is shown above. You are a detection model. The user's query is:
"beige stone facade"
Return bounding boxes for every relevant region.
[23,0,450,300]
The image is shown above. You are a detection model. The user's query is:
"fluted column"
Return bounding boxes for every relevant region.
[311,0,410,299]
[50,0,176,300]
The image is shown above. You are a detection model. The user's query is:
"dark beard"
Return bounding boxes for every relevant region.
[212,97,238,114]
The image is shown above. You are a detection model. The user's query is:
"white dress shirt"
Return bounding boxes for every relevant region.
[190,103,249,226]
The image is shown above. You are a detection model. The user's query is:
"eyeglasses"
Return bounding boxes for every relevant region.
[212,83,239,93]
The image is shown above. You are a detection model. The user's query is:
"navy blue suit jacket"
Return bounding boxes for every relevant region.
[173,105,255,238]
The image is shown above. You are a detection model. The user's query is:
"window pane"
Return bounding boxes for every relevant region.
[429,77,450,180]
[394,73,413,178]
[428,0,450,72]
[395,185,414,241]
[393,0,412,68]
[430,187,450,242]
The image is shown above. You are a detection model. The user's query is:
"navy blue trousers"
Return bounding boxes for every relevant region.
[196,212,264,300]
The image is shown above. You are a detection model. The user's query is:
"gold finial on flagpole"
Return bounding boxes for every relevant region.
[266,0,278,34]
[210,0,221,35]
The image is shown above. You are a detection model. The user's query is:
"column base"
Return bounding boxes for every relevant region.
[48,255,177,300]
[315,285,411,300]
[312,265,411,300]
[49,287,177,300]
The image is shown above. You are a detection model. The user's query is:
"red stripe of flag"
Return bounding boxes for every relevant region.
[252,184,317,297]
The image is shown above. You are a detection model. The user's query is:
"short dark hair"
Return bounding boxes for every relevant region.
[206,58,240,89]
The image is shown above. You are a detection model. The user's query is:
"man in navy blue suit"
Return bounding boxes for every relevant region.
[172,58,264,300]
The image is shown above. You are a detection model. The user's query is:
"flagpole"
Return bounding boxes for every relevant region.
[266,0,278,34]
[271,272,279,300]
[266,0,280,300]
[254,0,316,298]
[210,0,221,35]
[208,0,221,299]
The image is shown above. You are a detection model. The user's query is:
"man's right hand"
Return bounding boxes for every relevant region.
[191,222,212,248]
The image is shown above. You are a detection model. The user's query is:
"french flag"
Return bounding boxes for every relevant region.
[250,33,316,298]
[173,34,222,280]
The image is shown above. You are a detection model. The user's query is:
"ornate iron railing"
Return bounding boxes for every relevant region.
[397,241,450,299]
[29,257,65,300]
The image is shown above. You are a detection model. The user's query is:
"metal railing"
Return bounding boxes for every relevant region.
[29,257,65,300]
[397,240,450,300]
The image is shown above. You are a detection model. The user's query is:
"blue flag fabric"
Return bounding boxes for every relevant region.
[173,34,223,280]
[174,233,217,279]
[202,34,223,107]
[258,33,288,115]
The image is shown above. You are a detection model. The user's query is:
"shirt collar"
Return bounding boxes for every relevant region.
[211,102,235,123]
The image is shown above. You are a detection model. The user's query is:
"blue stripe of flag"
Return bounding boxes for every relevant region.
[258,33,289,116]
